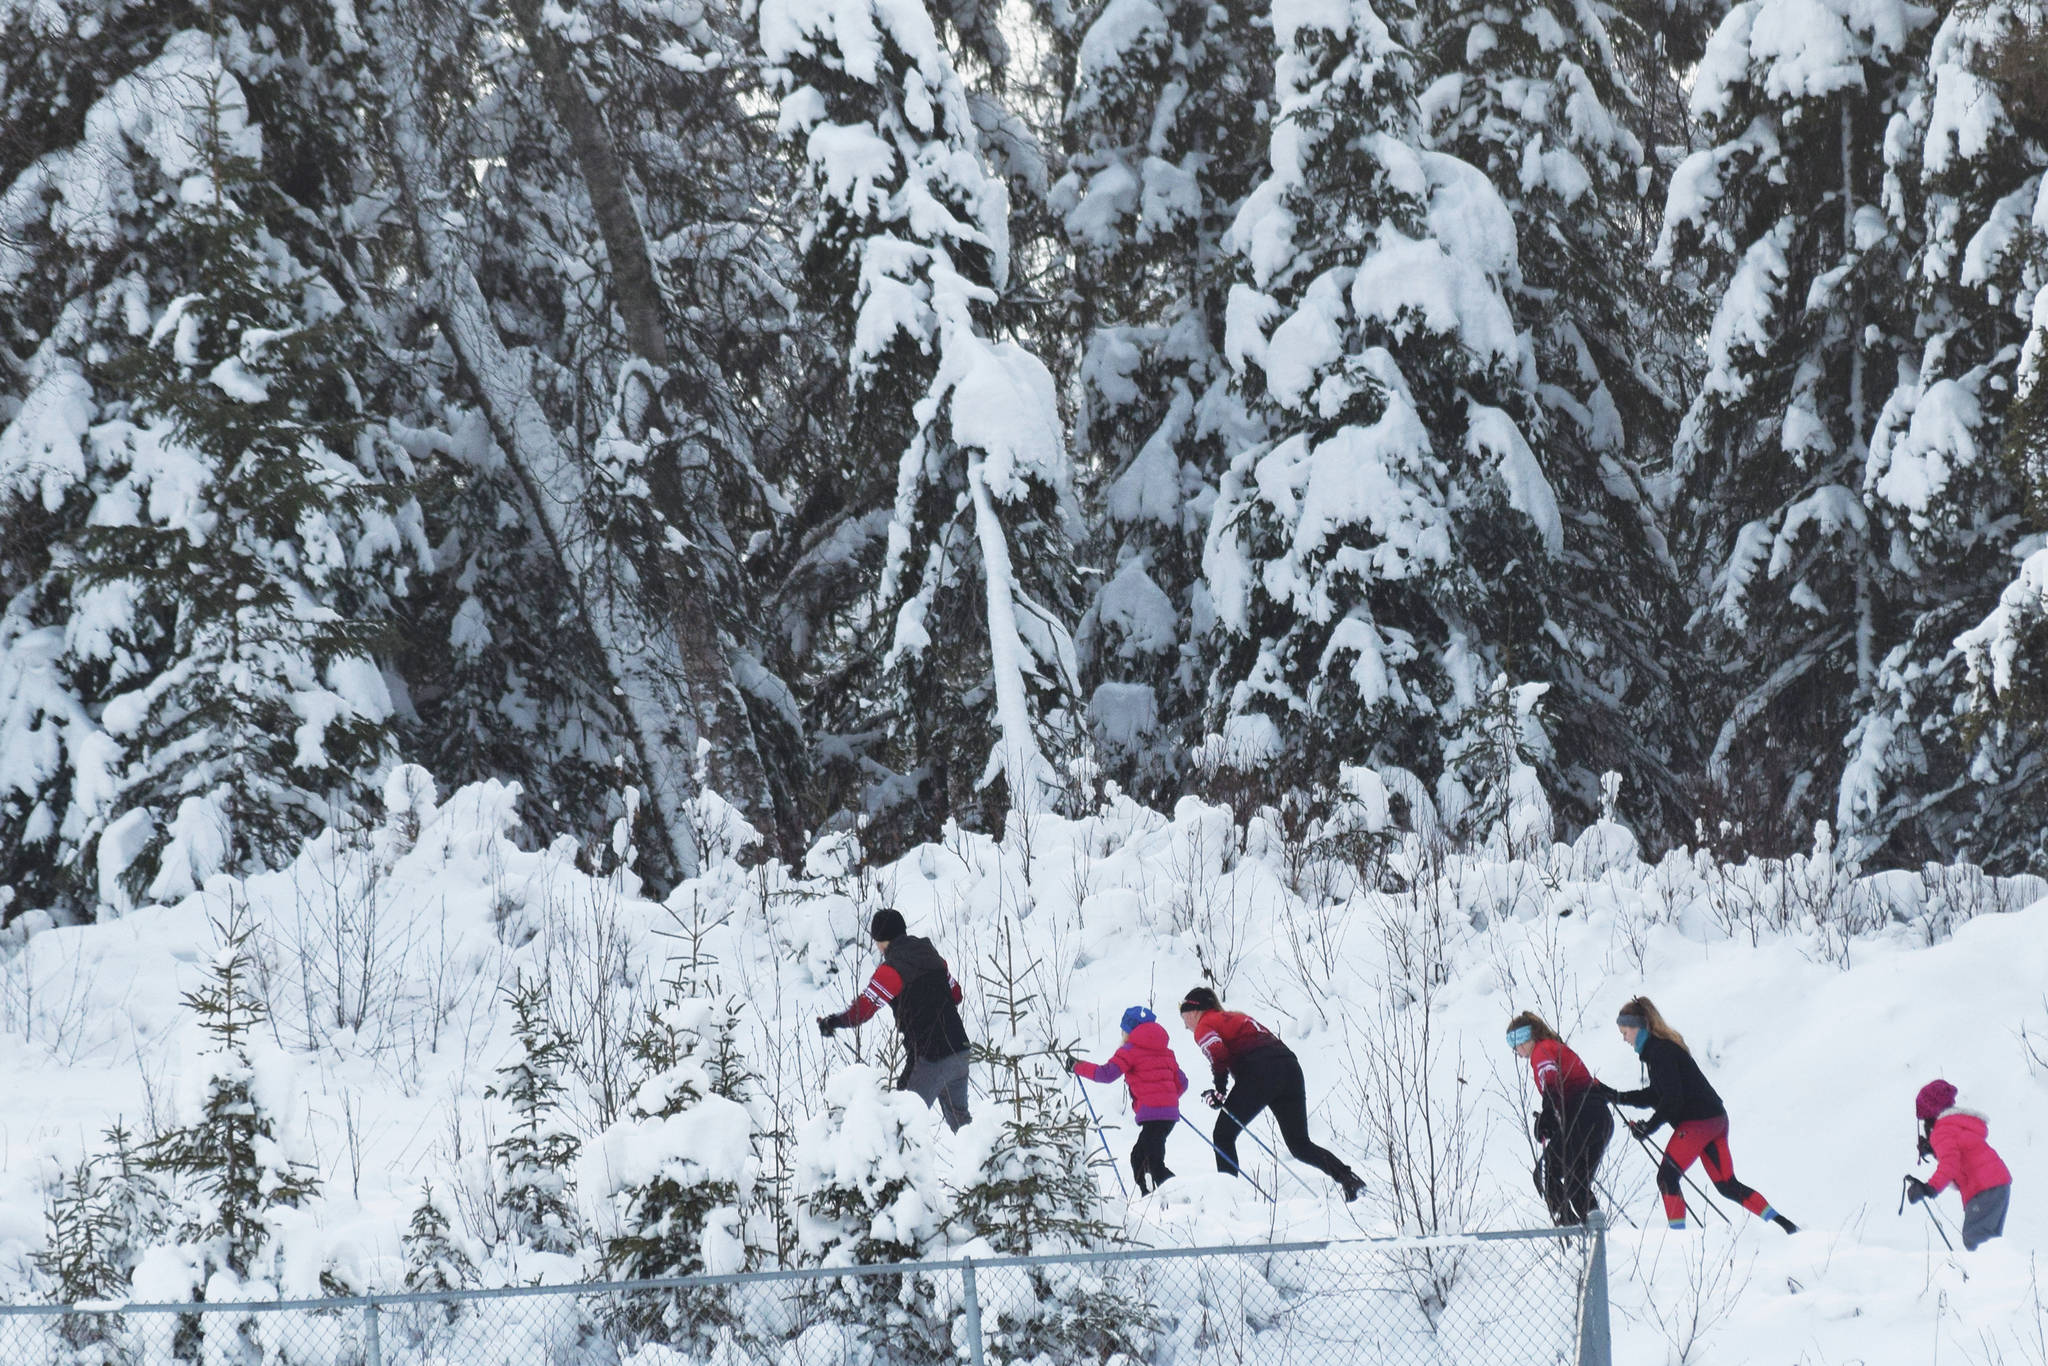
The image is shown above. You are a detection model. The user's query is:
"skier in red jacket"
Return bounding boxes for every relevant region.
[1068,1006,1189,1192]
[1178,986,1363,1200]
[1905,1079,2012,1250]
[817,909,972,1130]
[1508,1010,1612,1226]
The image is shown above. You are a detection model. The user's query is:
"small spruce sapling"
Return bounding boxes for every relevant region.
[141,915,320,1283]
[38,1149,143,1362]
[401,1183,476,1325]
[953,922,1149,1362]
[792,1066,950,1362]
[486,977,583,1258]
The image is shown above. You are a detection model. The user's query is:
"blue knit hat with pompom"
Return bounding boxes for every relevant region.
[1120,1005,1156,1033]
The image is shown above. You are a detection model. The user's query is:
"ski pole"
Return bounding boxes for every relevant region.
[1610,1103,1726,1225]
[1593,1177,1640,1230]
[1614,1103,1730,1224]
[1176,1115,1273,1202]
[1210,1107,1326,1197]
[1072,1073,1129,1199]
[1901,1176,1956,1253]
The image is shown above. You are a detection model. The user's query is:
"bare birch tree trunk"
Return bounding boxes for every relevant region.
[498,0,781,840]
[371,12,705,877]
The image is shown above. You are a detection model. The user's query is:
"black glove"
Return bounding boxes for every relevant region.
[1202,1088,1226,1109]
[816,1015,839,1037]
[1589,1082,1616,1104]
[1916,1131,1934,1162]
[1904,1176,1933,1204]
[1063,1055,1080,1075]
[1627,1118,1657,1141]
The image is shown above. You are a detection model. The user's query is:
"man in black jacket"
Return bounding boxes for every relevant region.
[817,910,973,1130]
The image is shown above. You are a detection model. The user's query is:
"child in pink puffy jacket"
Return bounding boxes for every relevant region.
[1905,1079,2013,1250]
[1068,1006,1188,1192]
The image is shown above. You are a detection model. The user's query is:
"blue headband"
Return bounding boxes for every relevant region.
[1506,1025,1534,1047]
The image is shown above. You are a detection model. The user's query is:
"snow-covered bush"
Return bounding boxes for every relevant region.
[595,997,759,1350]
[792,1066,951,1361]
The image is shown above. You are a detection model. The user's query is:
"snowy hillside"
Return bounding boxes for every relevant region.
[0,771,2042,1361]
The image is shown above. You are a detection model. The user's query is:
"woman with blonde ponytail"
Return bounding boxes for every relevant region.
[1601,997,1797,1233]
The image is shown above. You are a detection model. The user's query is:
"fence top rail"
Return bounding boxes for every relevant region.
[0,1223,1589,1318]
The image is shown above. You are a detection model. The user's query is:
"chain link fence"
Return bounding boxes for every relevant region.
[0,1216,1610,1366]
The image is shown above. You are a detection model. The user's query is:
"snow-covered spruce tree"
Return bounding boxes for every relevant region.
[1054,0,1274,802]
[1659,0,1952,854]
[1411,0,1702,832]
[1835,0,2048,869]
[1202,0,1569,817]
[758,0,1084,848]
[401,1183,477,1323]
[0,30,420,921]
[792,1066,951,1362]
[1439,675,1557,857]
[597,997,759,1350]
[949,927,1147,1363]
[487,977,583,1259]
[141,912,323,1328]
[37,1145,160,1361]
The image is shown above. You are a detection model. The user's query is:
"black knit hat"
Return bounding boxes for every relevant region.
[1179,985,1221,1014]
[869,908,907,943]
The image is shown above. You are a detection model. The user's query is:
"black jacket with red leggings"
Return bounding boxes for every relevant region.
[1609,1034,1787,1228]
[1610,1035,1724,1134]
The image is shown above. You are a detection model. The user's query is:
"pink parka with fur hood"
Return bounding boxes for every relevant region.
[1928,1107,2012,1203]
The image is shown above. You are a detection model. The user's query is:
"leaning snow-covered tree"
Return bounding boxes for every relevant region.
[0,40,421,918]
[759,0,1084,848]
[1202,0,1570,814]
[364,0,802,877]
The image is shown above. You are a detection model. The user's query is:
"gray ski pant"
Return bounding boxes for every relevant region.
[901,1050,972,1131]
[1962,1183,2010,1250]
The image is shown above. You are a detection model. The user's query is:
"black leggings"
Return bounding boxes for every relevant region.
[1538,1098,1613,1226]
[1214,1047,1359,1189]
[1131,1120,1175,1192]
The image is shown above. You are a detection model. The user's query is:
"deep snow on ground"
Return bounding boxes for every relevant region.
[1,770,2045,1363]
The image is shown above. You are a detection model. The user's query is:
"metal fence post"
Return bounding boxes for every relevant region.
[1577,1211,1611,1366]
[961,1257,986,1366]
[362,1296,382,1366]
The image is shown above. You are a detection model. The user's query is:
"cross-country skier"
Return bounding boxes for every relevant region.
[817,910,973,1131]
[1067,1006,1189,1193]
[1177,986,1364,1201]
[1599,997,1796,1232]
[1904,1079,2011,1251]
[1508,1011,1612,1226]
